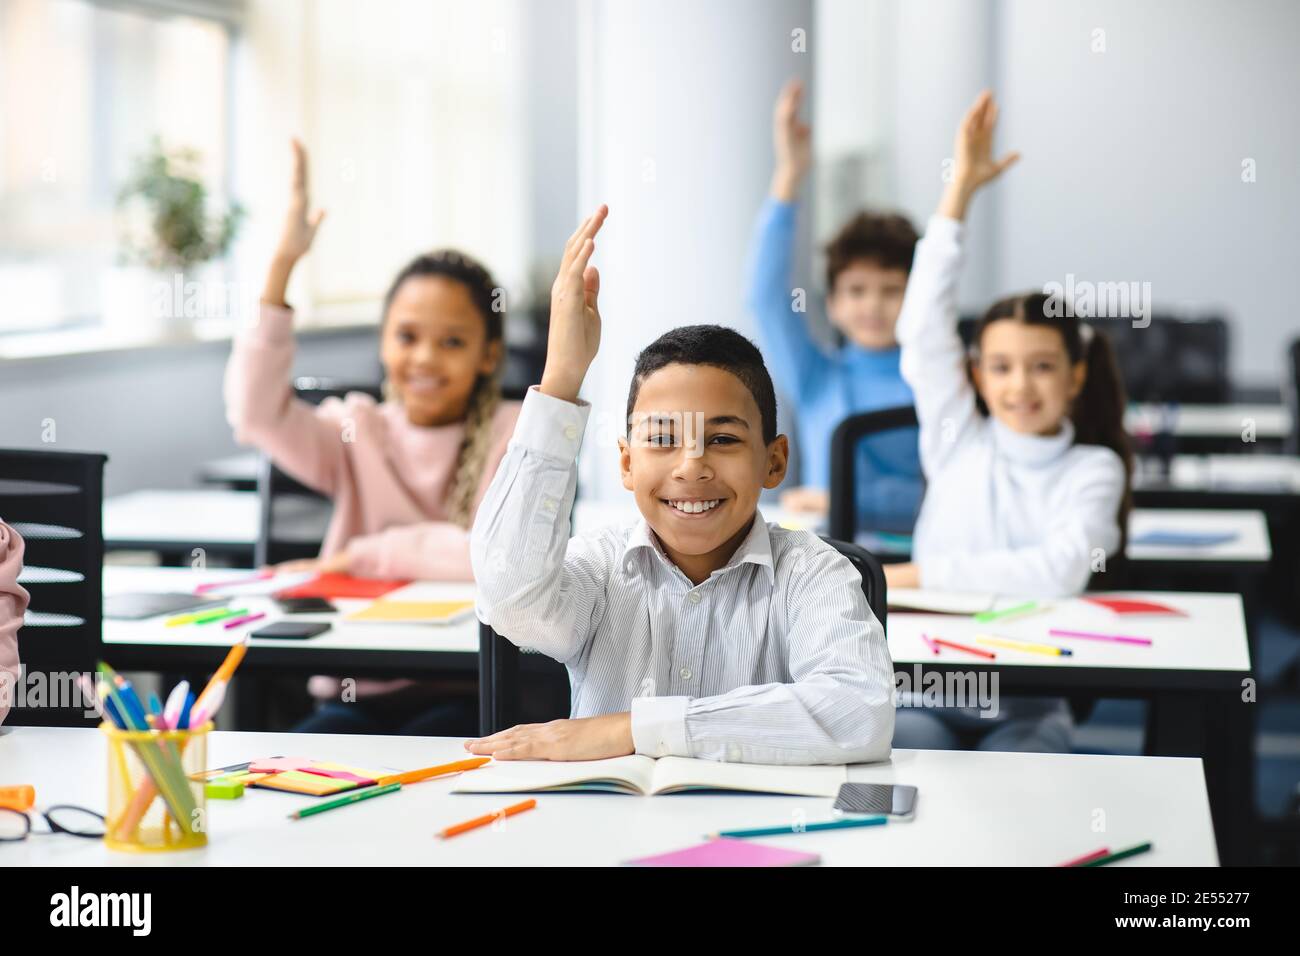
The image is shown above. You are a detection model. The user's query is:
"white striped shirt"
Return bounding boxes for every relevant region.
[470,387,895,765]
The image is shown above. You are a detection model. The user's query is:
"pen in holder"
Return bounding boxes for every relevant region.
[102,720,211,852]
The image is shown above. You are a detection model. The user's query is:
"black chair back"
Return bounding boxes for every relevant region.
[1286,339,1300,455]
[828,405,923,545]
[0,449,107,727]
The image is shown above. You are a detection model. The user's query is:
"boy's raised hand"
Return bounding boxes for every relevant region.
[276,138,326,263]
[770,78,812,201]
[539,205,608,404]
[940,90,1020,221]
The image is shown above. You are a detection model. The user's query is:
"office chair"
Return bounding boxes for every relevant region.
[827,405,923,549]
[1286,338,1300,456]
[0,449,107,727]
[477,535,888,736]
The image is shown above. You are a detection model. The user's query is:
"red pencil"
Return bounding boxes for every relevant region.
[1058,846,1111,867]
[931,637,996,660]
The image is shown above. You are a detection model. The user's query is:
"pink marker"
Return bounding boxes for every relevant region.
[223,611,267,630]
[195,570,273,595]
[1049,628,1152,646]
[919,633,941,655]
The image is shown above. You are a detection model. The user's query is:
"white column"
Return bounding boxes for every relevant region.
[575,0,815,501]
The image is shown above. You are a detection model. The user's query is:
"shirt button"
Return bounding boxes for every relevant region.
[679,667,692,680]
[563,425,579,440]
[687,592,702,605]
[541,498,556,513]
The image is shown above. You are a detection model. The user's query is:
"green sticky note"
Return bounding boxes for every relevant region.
[206,779,245,799]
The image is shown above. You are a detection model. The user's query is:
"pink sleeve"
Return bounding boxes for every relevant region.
[223,302,350,497]
[0,522,29,727]
[346,401,522,582]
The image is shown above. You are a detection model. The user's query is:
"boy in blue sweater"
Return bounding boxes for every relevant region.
[747,79,922,532]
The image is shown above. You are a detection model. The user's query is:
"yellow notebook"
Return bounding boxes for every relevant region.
[345,600,475,624]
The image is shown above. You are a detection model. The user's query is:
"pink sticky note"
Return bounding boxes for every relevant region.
[248,756,315,773]
[626,838,820,867]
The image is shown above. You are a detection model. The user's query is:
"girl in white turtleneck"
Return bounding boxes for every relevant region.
[885,91,1132,752]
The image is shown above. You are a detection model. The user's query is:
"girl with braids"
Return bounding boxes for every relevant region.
[884,92,1131,753]
[224,140,520,734]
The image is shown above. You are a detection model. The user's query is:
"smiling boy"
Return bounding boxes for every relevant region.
[466,205,894,765]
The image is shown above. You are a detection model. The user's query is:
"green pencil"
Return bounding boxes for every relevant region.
[193,607,248,625]
[712,815,888,839]
[288,782,402,820]
[973,601,1039,623]
[1079,841,1153,867]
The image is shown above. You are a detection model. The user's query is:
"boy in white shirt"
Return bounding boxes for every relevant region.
[466,206,894,765]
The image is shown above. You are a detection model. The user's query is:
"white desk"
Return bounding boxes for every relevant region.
[101,566,478,676]
[0,727,1218,866]
[1126,403,1290,440]
[1127,509,1271,565]
[888,590,1250,680]
[103,490,329,558]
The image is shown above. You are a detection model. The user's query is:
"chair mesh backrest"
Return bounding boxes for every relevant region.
[1,449,107,727]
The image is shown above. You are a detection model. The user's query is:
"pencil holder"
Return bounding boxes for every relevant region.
[101,720,212,853]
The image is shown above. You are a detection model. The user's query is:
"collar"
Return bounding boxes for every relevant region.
[621,509,776,586]
[989,416,1076,466]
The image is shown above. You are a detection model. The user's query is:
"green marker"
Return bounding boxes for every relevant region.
[1080,841,1153,867]
[193,607,248,625]
[289,783,402,820]
[973,600,1039,623]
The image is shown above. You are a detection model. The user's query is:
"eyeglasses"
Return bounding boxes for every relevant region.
[0,805,106,842]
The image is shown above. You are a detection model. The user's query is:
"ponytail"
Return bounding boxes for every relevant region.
[972,293,1134,554]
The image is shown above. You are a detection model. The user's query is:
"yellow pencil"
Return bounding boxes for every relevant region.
[976,635,1072,657]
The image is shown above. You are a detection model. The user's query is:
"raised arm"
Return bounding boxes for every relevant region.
[896,91,1020,475]
[470,206,613,663]
[223,139,346,496]
[746,79,823,394]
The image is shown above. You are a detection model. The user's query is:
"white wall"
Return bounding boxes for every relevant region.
[818,0,1299,384]
[575,0,815,501]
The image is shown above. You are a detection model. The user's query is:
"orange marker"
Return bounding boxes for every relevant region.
[195,635,249,713]
[377,757,489,787]
[0,785,35,812]
[437,798,536,839]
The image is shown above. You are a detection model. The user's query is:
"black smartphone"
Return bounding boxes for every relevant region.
[833,783,918,819]
[250,621,332,640]
[275,596,337,614]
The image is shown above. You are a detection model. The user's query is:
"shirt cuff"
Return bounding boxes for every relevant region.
[631,696,692,758]
[924,214,965,243]
[246,301,295,343]
[510,386,591,463]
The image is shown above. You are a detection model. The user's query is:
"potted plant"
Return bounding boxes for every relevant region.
[103,138,244,334]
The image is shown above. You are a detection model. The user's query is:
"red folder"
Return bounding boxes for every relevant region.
[274,573,408,600]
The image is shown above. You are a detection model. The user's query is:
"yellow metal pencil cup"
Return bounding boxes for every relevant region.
[101,720,212,852]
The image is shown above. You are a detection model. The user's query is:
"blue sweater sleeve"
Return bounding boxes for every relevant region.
[745,197,824,397]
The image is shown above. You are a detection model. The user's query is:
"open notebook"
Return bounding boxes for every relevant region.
[451,755,847,797]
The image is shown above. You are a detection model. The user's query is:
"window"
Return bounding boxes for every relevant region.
[0,0,235,334]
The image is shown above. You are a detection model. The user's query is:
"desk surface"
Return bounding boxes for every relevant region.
[0,727,1218,866]
[104,491,328,554]
[1126,508,1271,564]
[102,567,478,670]
[889,590,1249,679]
[1126,403,1290,439]
[1138,454,1300,494]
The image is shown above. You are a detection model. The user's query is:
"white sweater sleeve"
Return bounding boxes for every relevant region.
[917,450,1127,598]
[895,215,982,476]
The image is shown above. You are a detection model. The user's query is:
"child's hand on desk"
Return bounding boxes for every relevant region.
[883,562,920,589]
[938,90,1020,222]
[464,712,633,761]
[538,205,608,404]
[265,549,351,576]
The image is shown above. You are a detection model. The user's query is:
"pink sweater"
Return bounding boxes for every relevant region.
[0,521,28,727]
[224,303,521,701]
[224,303,521,580]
